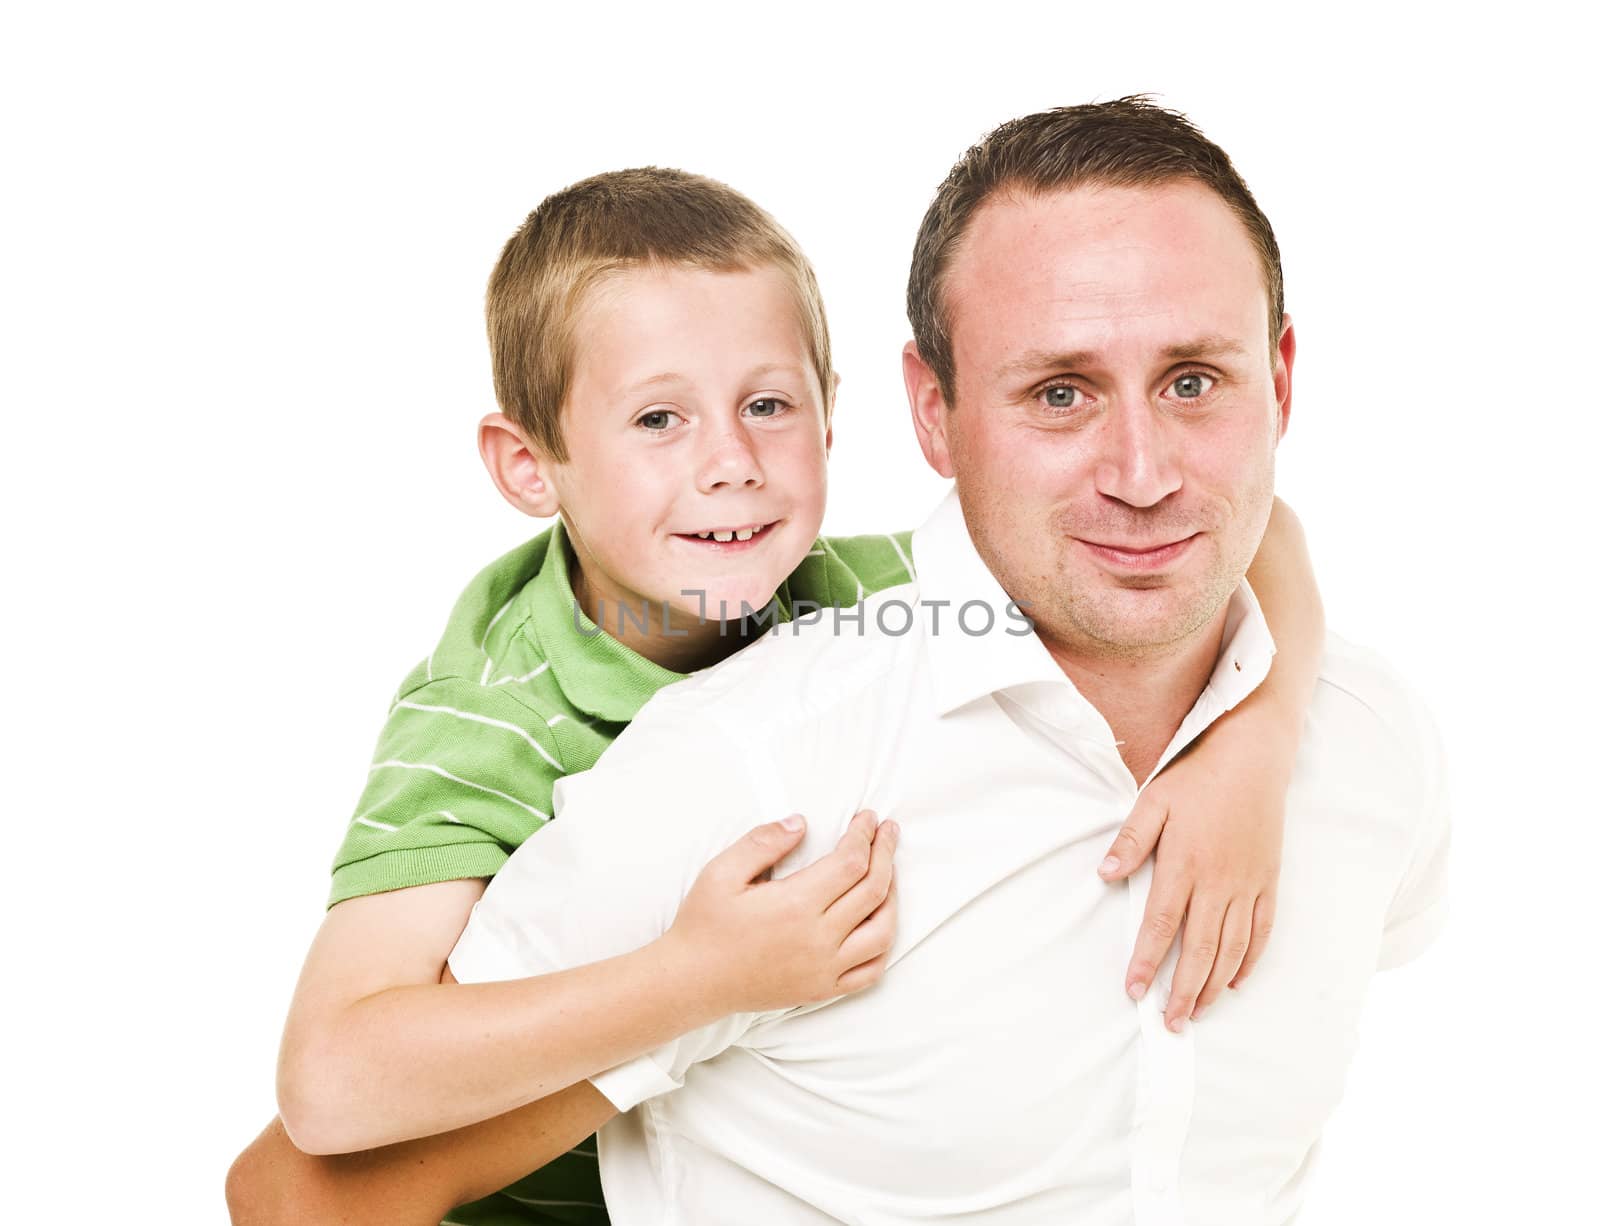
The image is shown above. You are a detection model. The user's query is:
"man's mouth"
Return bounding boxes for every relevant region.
[1077,533,1198,570]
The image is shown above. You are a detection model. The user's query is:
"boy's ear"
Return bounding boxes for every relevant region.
[825,371,840,455]
[479,412,562,518]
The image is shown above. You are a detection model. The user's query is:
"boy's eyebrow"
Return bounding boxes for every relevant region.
[743,362,808,383]
[623,372,691,395]
[620,364,809,397]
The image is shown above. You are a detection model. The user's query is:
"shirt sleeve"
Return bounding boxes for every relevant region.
[1378,702,1451,970]
[448,696,782,1111]
[816,530,917,603]
[328,674,565,907]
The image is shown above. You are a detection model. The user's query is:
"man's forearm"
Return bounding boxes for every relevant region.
[281,933,713,1154]
[228,1083,619,1226]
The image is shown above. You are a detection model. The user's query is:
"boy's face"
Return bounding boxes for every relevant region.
[548,263,831,627]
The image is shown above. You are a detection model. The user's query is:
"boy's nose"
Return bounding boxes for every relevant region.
[696,425,765,493]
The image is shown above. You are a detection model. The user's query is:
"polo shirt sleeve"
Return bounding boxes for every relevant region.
[327,675,564,907]
[448,698,779,1111]
[820,531,917,600]
[1378,702,1451,970]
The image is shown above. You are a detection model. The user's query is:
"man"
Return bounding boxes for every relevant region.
[229,98,1446,1224]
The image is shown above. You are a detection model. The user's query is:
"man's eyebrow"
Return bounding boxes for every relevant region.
[995,349,1101,379]
[996,337,1250,379]
[1159,336,1251,362]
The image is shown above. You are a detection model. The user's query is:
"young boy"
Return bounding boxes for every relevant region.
[228,168,1322,1225]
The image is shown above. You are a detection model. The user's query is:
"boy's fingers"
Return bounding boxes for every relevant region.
[704,814,808,887]
[835,874,898,966]
[1192,898,1253,1020]
[1230,891,1277,989]
[1124,877,1189,1003]
[1163,895,1227,1031]
[788,809,878,901]
[825,820,899,926]
[1099,793,1170,881]
[834,951,890,995]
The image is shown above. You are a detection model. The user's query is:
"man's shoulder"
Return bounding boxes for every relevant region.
[1317,632,1434,734]
[619,579,927,748]
[1310,630,1445,806]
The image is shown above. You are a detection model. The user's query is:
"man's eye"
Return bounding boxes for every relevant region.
[747,398,785,418]
[1170,373,1215,400]
[638,410,675,430]
[1042,385,1079,410]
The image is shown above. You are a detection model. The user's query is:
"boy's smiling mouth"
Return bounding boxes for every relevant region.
[673,520,779,549]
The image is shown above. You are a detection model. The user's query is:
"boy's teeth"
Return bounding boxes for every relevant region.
[690,524,765,542]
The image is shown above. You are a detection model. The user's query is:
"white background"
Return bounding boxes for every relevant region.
[3,2,1593,1220]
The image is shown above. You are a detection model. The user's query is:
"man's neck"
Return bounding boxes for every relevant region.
[1039,611,1229,785]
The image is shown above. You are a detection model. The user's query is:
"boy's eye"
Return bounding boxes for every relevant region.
[1041,385,1079,410]
[746,397,785,418]
[1169,373,1215,400]
[638,410,675,431]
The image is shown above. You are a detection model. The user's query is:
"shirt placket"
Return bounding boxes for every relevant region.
[1124,855,1196,1225]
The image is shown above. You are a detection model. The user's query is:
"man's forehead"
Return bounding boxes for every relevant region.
[944,180,1271,366]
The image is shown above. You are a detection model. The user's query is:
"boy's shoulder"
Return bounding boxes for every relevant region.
[406,528,555,691]
[788,529,917,607]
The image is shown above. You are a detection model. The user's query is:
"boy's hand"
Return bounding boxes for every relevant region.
[665,809,899,1015]
[1096,729,1288,1033]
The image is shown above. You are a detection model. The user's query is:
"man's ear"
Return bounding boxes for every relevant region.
[903,341,955,478]
[479,412,562,518]
[1273,315,1297,442]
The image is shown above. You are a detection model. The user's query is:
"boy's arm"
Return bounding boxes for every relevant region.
[278,810,896,1154]
[1098,495,1324,1029]
[227,1083,617,1226]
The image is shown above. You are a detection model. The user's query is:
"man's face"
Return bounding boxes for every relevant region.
[907,180,1294,662]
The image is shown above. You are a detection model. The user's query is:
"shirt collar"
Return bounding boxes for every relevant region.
[912,488,1072,717]
[911,486,1277,723]
[527,519,685,724]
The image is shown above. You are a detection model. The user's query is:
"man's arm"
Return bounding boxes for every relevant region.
[227,1084,617,1226]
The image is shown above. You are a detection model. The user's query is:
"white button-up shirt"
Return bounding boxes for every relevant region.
[450,488,1449,1226]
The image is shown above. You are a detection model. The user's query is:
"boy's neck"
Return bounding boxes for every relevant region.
[569,564,764,676]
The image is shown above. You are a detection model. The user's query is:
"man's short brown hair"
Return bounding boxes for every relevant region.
[488,167,834,462]
[907,96,1285,404]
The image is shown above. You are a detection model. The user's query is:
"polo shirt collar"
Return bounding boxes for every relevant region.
[527,519,685,724]
[911,487,1277,724]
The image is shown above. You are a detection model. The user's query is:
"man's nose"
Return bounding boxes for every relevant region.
[1093,402,1182,508]
[696,420,765,493]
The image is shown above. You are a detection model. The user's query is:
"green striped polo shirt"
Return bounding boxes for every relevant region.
[329,519,915,1226]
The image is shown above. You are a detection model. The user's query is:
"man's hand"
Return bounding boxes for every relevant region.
[1096,721,1288,1032]
[663,809,900,1014]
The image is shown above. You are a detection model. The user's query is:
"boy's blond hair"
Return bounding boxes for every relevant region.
[487,167,834,463]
